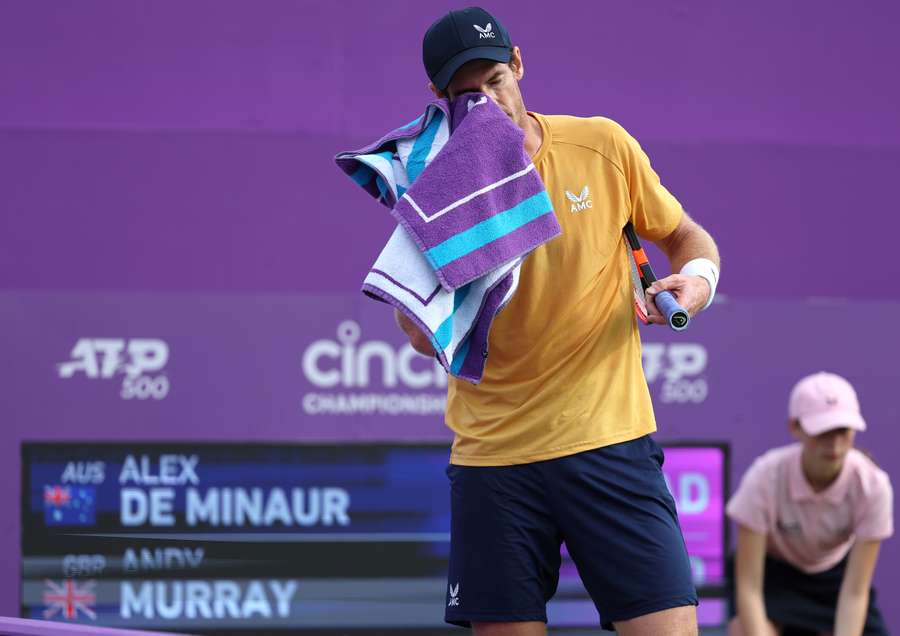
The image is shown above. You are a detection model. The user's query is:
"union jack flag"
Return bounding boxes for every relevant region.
[43,579,97,621]
[43,485,71,506]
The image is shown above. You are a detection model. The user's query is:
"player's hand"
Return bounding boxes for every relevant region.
[645,274,710,325]
[394,309,435,356]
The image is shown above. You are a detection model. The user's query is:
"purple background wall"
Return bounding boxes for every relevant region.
[2,0,899,629]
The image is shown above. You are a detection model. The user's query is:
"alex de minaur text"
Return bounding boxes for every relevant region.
[118,454,351,527]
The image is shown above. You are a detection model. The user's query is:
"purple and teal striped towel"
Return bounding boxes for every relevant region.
[335,93,559,291]
[361,225,520,382]
[335,94,559,383]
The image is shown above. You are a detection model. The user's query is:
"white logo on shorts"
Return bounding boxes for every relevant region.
[448,582,460,606]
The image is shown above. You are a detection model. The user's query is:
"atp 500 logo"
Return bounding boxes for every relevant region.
[57,339,170,400]
[642,343,708,404]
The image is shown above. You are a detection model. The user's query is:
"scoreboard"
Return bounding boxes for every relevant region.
[22,442,727,633]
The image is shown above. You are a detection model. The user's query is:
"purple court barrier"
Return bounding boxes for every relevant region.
[0,617,187,636]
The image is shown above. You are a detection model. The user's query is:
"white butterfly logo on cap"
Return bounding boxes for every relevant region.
[473,23,495,39]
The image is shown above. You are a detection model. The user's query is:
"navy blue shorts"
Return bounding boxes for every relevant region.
[444,434,697,629]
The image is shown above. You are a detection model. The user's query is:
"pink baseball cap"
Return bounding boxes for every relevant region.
[788,371,866,435]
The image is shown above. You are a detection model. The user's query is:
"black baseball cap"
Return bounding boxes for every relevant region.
[423,7,512,91]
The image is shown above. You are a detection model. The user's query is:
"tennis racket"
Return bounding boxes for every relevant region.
[624,222,690,332]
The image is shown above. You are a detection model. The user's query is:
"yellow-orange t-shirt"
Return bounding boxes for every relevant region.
[446,113,684,466]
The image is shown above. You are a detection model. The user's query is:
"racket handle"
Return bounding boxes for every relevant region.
[655,290,691,332]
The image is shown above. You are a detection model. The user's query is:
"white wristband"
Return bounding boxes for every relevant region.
[680,258,719,311]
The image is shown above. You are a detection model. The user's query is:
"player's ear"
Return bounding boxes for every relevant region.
[428,82,446,99]
[788,418,804,440]
[509,46,524,80]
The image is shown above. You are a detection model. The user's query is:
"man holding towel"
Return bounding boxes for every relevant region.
[396,7,721,635]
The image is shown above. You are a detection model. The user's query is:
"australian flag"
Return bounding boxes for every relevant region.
[43,485,96,526]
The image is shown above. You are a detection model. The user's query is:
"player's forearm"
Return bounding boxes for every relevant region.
[655,214,720,273]
[833,588,869,636]
[737,590,777,636]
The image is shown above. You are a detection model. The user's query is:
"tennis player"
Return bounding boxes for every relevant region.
[395,7,721,635]
[727,372,893,635]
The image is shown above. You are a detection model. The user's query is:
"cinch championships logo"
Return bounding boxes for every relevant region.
[301,320,447,415]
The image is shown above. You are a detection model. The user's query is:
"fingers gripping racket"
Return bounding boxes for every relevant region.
[624,222,690,332]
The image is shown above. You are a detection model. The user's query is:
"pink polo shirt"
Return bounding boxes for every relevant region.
[727,443,893,574]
